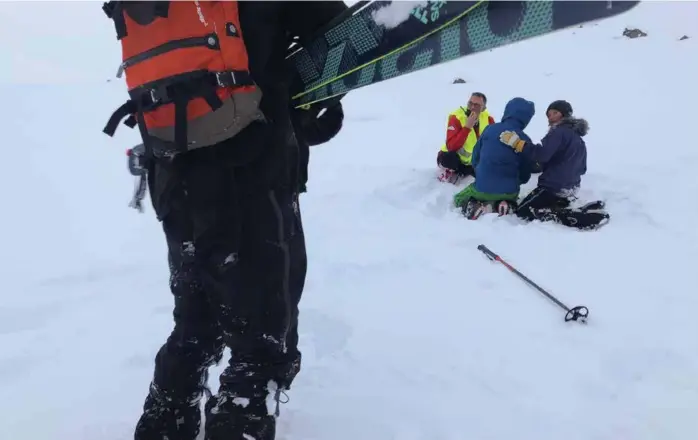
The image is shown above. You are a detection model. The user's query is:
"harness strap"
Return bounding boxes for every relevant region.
[153,2,170,19]
[103,69,253,142]
[173,92,189,153]
[104,69,254,211]
[102,1,127,40]
[103,1,170,40]
[103,100,137,137]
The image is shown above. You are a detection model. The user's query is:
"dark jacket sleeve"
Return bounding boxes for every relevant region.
[524,128,564,165]
[284,1,348,43]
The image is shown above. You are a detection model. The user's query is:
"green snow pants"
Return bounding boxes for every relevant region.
[453,183,519,209]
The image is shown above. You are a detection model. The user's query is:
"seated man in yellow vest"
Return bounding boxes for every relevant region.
[437,92,495,184]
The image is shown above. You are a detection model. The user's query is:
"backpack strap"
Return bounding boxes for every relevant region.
[153,2,170,19]
[103,69,254,152]
[103,1,170,40]
[102,1,127,40]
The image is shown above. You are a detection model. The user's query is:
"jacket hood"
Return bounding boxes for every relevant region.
[558,117,589,136]
[502,97,535,129]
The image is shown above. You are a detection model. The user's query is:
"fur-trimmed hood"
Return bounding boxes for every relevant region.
[557,117,589,137]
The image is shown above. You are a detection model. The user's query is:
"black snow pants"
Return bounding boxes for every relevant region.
[145,120,307,409]
[437,150,475,177]
[516,186,608,230]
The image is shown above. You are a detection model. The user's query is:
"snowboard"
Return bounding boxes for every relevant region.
[288,0,640,110]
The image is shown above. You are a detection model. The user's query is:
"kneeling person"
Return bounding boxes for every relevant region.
[499,100,609,230]
[453,97,536,219]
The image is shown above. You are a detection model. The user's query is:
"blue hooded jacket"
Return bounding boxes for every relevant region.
[472,97,536,195]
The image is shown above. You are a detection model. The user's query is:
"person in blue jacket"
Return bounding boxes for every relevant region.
[453,97,537,219]
[499,100,610,230]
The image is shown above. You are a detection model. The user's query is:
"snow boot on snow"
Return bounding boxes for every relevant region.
[578,200,605,213]
[495,200,516,216]
[134,382,203,440]
[566,200,610,230]
[204,380,286,440]
[438,168,462,184]
[462,199,515,220]
[462,199,491,219]
[532,206,610,231]
[560,209,610,230]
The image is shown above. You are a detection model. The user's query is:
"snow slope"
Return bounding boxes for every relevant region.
[2,2,698,440]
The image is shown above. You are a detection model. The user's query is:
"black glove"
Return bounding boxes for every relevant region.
[296,102,344,146]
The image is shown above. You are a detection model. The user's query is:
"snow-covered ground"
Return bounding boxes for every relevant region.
[2,2,698,440]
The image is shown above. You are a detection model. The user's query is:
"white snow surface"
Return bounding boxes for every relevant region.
[2,1,698,440]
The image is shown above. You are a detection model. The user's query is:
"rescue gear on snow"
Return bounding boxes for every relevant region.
[477,244,590,323]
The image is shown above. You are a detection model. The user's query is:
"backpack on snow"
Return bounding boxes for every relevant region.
[102,1,264,156]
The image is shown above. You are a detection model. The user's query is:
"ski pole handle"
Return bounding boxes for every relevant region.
[477,244,498,261]
[478,244,517,272]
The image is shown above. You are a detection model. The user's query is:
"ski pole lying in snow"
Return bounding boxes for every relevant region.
[477,245,589,324]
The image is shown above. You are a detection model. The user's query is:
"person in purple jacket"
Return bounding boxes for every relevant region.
[499,100,610,230]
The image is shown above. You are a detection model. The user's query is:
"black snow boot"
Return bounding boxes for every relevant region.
[579,200,606,212]
[534,207,610,231]
[204,380,286,440]
[134,382,204,440]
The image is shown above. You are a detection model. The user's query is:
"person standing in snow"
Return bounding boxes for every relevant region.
[437,92,495,183]
[453,97,537,219]
[103,2,348,440]
[499,100,610,230]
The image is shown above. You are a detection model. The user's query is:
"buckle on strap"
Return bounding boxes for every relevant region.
[214,70,253,87]
[216,71,234,87]
[149,86,168,105]
[136,70,252,106]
